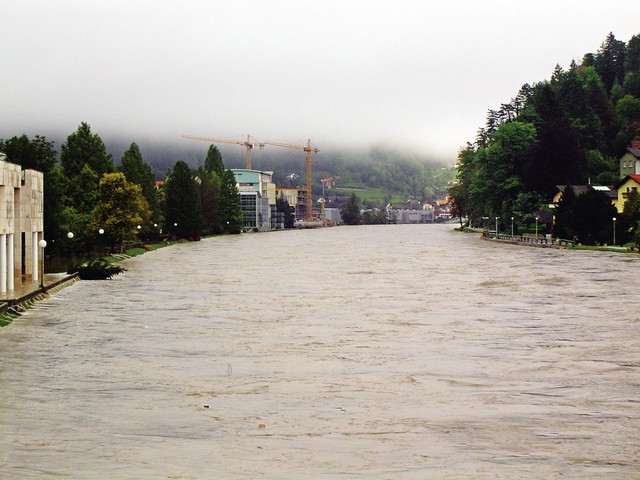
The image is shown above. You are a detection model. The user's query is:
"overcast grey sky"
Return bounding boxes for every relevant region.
[2,0,639,160]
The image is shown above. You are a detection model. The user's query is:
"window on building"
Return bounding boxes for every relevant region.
[240,195,257,228]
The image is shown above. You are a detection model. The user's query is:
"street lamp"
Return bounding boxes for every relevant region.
[66,232,74,271]
[38,239,47,289]
[511,216,514,237]
[99,228,104,235]
[495,216,500,238]
[613,217,617,245]
[535,216,539,238]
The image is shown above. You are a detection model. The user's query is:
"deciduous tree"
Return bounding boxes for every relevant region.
[92,172,151,251]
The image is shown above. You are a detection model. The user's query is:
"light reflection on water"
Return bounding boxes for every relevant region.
[0,224,639,479]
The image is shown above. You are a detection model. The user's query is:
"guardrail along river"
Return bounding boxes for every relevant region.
[0,224,639,479]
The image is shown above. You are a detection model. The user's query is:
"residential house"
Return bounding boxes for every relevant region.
[552,184,618,210]
[619,137,640,177]
[614,174,640,213]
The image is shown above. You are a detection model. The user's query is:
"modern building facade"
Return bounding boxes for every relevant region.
[231,169,276,231]
[0,154,44,295]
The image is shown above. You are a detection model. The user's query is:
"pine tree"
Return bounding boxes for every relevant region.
[625,34,640,74]
[60,123,114,218]
[220,169,243,233]
[196,166,221,234]
[594,32,627,94]
[164,161,203,239]
[119,142,159,224]
[341,193,361,225]
[61,122,114,179]
[204,145,224,175]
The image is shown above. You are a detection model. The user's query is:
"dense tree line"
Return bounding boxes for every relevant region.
[449,32,640,245]
[200,145,454,204]
[0,123,242,257]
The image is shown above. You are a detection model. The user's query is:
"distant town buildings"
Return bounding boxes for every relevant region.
[276,187,308,222]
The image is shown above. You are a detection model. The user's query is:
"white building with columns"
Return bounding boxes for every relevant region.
[0,153,44,297]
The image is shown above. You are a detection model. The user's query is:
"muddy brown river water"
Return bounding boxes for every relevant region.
[0,224,639,479]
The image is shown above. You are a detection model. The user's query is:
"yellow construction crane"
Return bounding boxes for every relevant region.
[262,139,319,221]
[182,134,263,169]
[320,177,338,221]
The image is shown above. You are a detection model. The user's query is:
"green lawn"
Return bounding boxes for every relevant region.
[333,186,405,206]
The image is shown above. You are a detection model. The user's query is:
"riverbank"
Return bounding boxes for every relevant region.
[0,273,80,326]
[0,238,184,327]
[458,226,638,254]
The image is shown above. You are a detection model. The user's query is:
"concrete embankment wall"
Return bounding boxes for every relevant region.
[0,273,80,316]
[481,232,574,249]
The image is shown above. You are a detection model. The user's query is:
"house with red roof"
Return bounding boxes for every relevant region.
[614,173,640,213]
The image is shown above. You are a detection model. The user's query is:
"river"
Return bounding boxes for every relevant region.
[0,224,639,479]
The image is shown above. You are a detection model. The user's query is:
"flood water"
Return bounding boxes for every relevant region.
[0,224,639,479]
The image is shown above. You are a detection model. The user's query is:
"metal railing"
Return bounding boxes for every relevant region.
[482,231,574,247]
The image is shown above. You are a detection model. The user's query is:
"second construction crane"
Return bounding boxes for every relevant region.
[262,139,319,222]
[182,134,263,169]
[183,133,319,222]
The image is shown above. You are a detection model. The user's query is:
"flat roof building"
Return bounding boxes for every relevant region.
[231,169,277,231]
[0,153,44,296]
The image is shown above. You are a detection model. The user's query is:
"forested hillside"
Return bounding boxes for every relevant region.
[449,32,640,244]
[112,140,454,205]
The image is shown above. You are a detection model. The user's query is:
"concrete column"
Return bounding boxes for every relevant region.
[0,234,6,293]
[7,233,13,291]
[32,231,38,282]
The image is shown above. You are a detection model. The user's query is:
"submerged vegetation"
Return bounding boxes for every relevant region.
[74,258,126,280]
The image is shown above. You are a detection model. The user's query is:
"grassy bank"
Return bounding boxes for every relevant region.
[568,244,637,253]
[101,239,182,263]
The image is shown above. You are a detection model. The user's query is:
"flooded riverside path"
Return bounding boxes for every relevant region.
[1,224,639,479]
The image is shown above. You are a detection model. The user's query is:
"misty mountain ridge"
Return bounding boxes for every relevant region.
[1,128,451,201]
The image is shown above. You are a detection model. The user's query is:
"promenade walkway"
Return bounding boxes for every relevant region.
[481,231,575,248]
[0,272,80,312]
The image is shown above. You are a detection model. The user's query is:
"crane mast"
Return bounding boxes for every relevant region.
[184,134,319,222]
[262,139,319,221]
[182,134,263,169]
